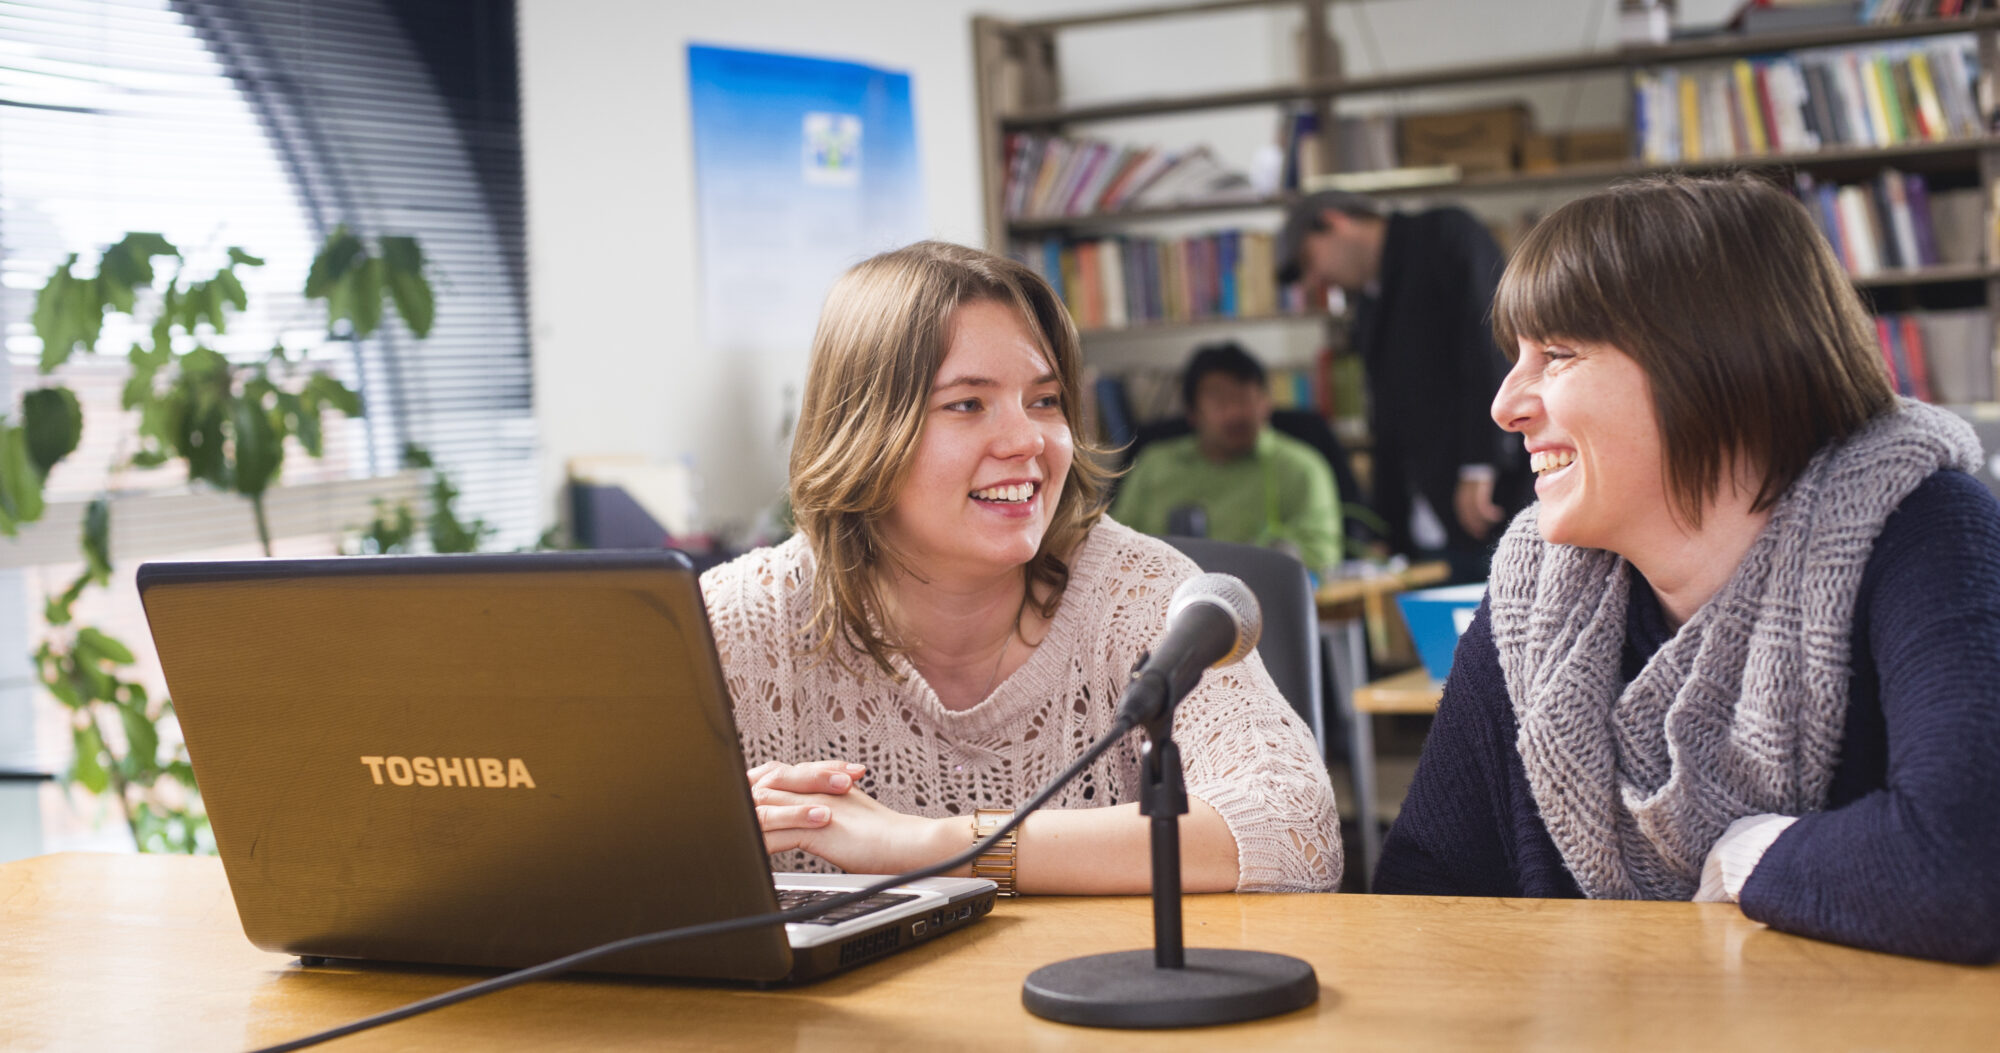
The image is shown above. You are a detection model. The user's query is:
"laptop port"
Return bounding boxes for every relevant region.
[957,905,972,920]
[912,920,927,937]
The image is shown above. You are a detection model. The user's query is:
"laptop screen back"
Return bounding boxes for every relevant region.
[138,551,793,980]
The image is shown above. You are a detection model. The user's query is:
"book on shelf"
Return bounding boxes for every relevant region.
[1861,1,1990,25]
[1875,308,1996,402]
[1003,134,1258,219]
[1267,362,1322,415]
[1269,348,1367,426]
[1631,34,1984,164]
[1792,169,1983,274]
[1736,0,1990,32]
[1013,230,1291,331]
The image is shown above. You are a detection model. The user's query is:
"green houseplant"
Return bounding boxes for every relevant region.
[4,228,433,852]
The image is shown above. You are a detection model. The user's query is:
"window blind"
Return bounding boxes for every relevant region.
[0,0,535,548]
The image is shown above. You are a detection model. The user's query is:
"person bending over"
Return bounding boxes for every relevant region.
[1277,189,1530,581]
[1374,174,2000,963]
[1112,341,1343,573]
[702,241,1341,895]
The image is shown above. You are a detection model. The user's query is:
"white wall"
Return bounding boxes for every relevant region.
[519,0,1740,532]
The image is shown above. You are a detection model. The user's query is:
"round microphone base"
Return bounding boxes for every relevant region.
[1021,948,1318,1029]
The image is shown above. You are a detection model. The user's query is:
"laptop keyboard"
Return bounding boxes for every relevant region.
[776,888,919,926]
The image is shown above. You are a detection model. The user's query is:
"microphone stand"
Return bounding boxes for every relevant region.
[1020,661,1319,1028]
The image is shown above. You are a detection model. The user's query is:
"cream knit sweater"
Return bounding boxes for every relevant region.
[700,518,1342,892]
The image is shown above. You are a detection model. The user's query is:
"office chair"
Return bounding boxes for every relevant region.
[1162,536,1326,754]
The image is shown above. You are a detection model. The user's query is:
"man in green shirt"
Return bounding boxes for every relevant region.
[1112,343,1343,573]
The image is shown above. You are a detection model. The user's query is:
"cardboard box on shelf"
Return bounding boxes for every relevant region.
[1399,104,1530,174]
[1521,132,1561,173]
[1561,128,1629,165]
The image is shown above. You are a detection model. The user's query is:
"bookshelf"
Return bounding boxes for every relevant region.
[972,0,2000,410]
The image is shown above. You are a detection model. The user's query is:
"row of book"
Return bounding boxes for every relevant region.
[1875,309,1995,403]
[1001,136,1256,219]
[1632,37,1984,164]
[1793,169,1985,274]
[1012,231,1297,331]
[1268,349,1367,424]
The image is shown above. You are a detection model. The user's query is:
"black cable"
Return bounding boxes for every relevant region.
[250,714,1137,1053]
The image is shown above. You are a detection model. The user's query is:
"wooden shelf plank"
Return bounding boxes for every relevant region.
[1009,0,1341,34]
[1076,310,1317,338]
[1851,263,2000,288]
[1009,195,1295,233]
[999,13,2000,129]
[1003,137,2000,235]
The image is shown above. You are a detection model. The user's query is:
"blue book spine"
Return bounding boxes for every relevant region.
[1218,230,1240,316]
[1042,238,1065,304]
[1815,183,1845,265]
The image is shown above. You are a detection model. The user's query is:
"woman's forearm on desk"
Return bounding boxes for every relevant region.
[1016,798,1239,895]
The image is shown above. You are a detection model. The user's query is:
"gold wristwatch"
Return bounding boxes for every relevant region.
[971,808,1019,896]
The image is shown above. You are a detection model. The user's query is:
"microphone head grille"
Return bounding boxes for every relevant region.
[1167,572,1262,667]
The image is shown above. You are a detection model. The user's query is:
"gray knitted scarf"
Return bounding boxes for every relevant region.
[1488,399,1982,900]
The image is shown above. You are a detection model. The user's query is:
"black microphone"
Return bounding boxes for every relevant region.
[1116,572,1262,727]
[1025,570,1317,1028]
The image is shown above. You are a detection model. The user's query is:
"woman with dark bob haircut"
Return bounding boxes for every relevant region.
[1374,174,2000,963]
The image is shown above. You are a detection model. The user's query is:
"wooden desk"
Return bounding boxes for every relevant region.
[5,853,1993,1051]
[1313,560,1450,660]
[1352,667,1443,715]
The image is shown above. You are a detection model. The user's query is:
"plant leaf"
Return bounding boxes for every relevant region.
[37,644,80,706]
[33,256,99,371]
[227,247,264,268]
[80,497,113,583]
[21,386,83,477]
[305,373,364,418]
[122,349,160,410]
[230,396,282,496]
[182,398,230,489]
[213,267,247,312]
[305,227,363,298]
[71,724,111,794]
[120,706,160,775]
[0,424,47,528]
[279,391,322,456]
[346,256,385,337]
[99,233,178,302]
[77,626,134,666]
[380,236,434,337]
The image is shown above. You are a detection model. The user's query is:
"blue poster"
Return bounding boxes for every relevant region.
[688,45,926,353]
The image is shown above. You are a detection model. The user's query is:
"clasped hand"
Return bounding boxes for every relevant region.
[747,759,961,876]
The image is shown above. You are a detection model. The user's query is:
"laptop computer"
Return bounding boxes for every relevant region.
[136,550,996,984]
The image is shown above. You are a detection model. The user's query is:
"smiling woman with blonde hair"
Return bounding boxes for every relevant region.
[699,240,1340,895]
[1374,175,2000,963]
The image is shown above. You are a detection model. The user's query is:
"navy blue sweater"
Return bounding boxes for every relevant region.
[1374,471,2000,964]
